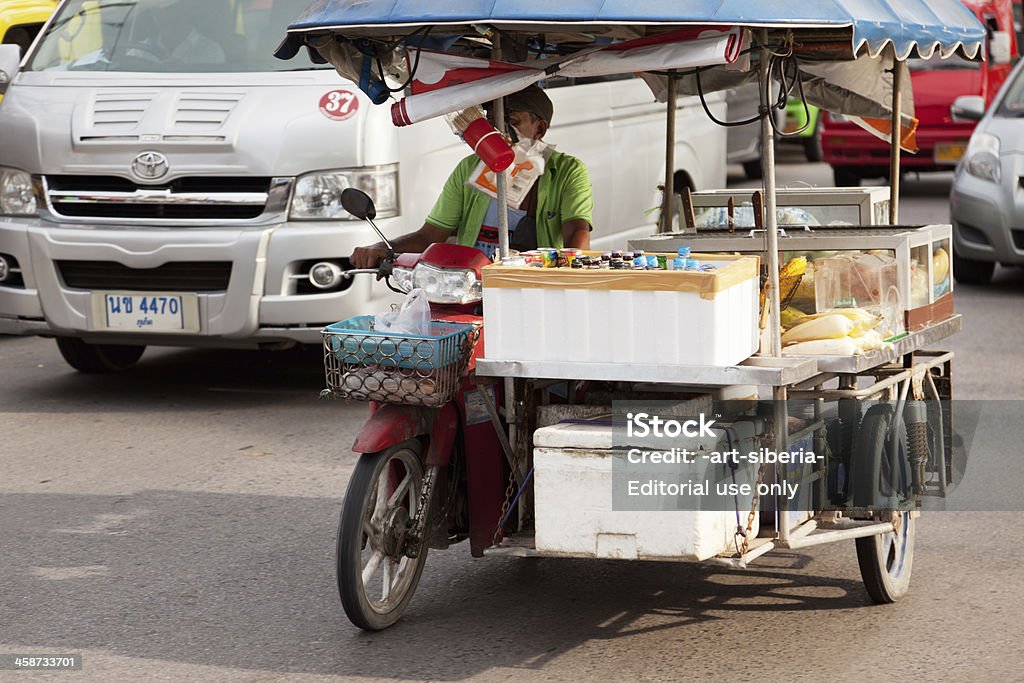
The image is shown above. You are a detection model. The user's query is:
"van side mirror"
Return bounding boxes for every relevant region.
[0,45,21,95]
[951,95,986,122]
[990,30,1013,65]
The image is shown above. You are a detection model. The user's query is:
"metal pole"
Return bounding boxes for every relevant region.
[662,70,677,233]
[489,43,516,461]
[757,32,791,544]
[492,51,511,258]
[889,48,902,225]
[759,31,782,358]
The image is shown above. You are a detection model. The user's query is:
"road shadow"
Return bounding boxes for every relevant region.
[1,489,870,680]
[0,340,341,413]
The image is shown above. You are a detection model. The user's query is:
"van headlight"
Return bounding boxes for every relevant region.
[964,133,1001,183]
[289,165,399,220]
[0,168,37,216]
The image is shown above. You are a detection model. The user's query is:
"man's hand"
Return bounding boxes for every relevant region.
[350,243,389,270]
[350,223,453,270]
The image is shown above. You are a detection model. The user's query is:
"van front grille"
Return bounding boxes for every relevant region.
[56,261,232,292]
[45,176,272,221]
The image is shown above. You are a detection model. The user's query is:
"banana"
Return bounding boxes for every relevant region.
[780,307,807,329]
[932,247,950,286]
[782,338,862,356]
[782,314,855,345]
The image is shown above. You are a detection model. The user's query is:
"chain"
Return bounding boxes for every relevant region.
[492,458,520,547]
[739,464,768,558]
[736,420,775,558]
[491,380,534,547]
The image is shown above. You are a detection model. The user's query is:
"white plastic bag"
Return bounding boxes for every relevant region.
[374,288,431,336]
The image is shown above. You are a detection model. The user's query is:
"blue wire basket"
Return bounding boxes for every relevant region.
[322,316,478,406]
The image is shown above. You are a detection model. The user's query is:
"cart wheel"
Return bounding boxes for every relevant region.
[857,511,915,603]
[850,403,909,508]
[337,440,428,630]
[851,403,915,603]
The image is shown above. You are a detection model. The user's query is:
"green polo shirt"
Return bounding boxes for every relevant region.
[425,150,594,250]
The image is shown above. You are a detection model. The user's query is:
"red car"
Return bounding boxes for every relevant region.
[822,0,1017,186]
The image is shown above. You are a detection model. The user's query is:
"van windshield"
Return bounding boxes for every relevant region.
[27,0,324,72]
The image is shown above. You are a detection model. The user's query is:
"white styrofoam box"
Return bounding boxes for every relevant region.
[533,420,761,562]
[482,255,759,367]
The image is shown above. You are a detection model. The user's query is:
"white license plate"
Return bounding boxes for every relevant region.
[91,292,200,332]
[934,142,967,164]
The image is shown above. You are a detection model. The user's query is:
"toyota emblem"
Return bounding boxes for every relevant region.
[131,151,169,180]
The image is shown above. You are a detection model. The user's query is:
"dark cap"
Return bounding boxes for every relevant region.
[506,85,553,125]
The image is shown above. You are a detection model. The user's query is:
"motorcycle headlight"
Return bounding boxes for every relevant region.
[412,263,482,304]
[0,168,37,216]
[392,265,415,293]
[289,164,399,220]
[964,133,1001,184]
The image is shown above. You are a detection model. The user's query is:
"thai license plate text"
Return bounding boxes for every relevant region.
[93,292,199,332]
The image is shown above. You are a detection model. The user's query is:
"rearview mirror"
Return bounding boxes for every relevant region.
[951,95,986,122]
[341,188,376,220]
[0,45,21,95]
[990,30,1012,66]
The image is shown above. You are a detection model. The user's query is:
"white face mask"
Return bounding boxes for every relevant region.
[509,124,530,143]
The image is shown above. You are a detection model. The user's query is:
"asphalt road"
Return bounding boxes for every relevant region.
[1,153,1022,682]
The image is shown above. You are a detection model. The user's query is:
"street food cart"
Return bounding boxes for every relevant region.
[282,0,985,630]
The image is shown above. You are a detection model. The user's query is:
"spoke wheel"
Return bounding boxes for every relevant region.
[852,403,915,603]
[857,512,916,603]
[337,440,428,630]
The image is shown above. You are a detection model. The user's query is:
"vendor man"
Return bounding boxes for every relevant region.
[351,85,593,267]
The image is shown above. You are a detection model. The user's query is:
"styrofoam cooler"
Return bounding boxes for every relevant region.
[533,419,762,562]
[482,254,759,367]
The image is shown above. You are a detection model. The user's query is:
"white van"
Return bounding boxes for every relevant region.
[0,0,725,372]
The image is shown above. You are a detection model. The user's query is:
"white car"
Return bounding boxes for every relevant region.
[949,57,1024,284]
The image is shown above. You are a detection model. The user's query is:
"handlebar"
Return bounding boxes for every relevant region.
[340,268,385,279]
[342,255,404,294]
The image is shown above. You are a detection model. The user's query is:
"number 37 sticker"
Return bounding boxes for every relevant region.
[319,89,360,121]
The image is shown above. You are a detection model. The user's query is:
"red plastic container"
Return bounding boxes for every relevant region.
[461,118,515,172]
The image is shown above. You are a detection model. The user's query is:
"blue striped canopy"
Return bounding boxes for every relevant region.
[284,0,986,60]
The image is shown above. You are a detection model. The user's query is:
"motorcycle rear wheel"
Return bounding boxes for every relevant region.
[337,440,428,630]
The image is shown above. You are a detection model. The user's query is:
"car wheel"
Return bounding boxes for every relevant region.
[804,121,823,162]
[55,338,146,373]
[951,250,994,285]
[833,167,860,187]
[742,159,763,180]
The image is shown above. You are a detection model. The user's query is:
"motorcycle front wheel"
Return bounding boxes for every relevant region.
[336,440,428,630]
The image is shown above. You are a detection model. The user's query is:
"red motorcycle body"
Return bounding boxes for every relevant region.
[350,243,506,556]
